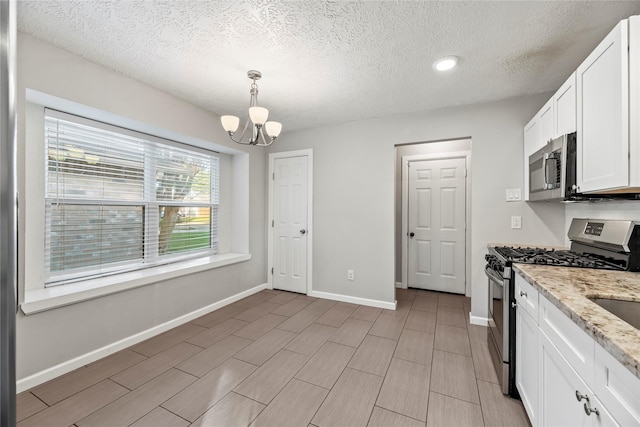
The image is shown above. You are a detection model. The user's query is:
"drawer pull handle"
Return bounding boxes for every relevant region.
[519,291,527,298]
[584,402,600,417]
[575,390,589,402]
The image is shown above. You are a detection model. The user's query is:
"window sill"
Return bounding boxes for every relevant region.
[21,253,251,315]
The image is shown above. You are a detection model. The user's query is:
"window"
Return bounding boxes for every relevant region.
[44,110,219,285]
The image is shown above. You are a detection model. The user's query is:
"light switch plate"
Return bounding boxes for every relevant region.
[511,216,522,229]
[506,188,522,202]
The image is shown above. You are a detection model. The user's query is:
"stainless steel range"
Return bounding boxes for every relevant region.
[485,218,640,398]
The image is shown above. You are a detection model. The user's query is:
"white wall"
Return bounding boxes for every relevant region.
[269,95,567,320]
[15,34,267,382]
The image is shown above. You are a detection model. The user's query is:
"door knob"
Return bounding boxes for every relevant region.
[300,229,306,234]
[409,232,415,238]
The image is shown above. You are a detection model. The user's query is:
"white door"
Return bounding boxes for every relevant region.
[272,155,308,294]
[407,158,466,293]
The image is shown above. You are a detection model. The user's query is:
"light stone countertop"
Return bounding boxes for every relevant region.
[513,263,640,379]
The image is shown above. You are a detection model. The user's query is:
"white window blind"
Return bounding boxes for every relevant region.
[44,109,219,285]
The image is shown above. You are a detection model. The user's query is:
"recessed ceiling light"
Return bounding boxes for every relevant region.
[433,56,459,71]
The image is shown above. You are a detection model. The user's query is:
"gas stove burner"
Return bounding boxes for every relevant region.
[493,246,554,262]
[490,219,640,273]
[491,245,629,271]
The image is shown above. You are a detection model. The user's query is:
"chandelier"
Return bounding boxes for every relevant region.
[220,70,282,147]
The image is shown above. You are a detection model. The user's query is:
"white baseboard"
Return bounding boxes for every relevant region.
[16,283,267,393]
[308,290,396,310]
[469,314,490,326]
[395,282,402,288]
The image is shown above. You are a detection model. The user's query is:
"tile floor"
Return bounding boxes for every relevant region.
[16,288,531,427]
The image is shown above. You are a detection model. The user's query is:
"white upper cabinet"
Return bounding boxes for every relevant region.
[523,98,554,200]
[523,76,575,200]
[524,15,640,198]
[577,17,640,193]
[537,98,554,146]
[554,72,577,136]
[523,116,539,201]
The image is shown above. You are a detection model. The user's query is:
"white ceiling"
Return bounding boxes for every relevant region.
[17,1,640,132]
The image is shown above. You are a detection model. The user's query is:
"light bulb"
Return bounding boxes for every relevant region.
[249,107,269,125]
[221,115,240,133]
[433,56,459,71]
[265,121,282,138]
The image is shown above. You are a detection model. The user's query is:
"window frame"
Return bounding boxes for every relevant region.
[43,109,221,286]
[21,91,251,315]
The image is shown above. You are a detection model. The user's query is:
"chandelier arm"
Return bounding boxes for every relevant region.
[227,133,253,145]
[226,117,254,144]
[257,127,270,146]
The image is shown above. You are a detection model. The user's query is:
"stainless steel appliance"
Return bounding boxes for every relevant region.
[485,218,640,398]
[528,133,575,201]
[529,133,639,202]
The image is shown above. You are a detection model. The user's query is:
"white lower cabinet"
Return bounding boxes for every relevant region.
[539,331,618,426]
[514,273,631,426]
[515,274,539,425]
[516,305,539,425]
[593,343,640,425]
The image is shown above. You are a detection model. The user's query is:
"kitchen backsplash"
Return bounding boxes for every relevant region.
[564,201,640,246]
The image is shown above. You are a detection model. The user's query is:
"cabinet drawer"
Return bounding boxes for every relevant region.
[539,296,594,384]
[593,343,640,426]
[515,274,538,322]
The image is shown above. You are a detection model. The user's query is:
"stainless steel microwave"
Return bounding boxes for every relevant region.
[529,132,639,202]
[528,133,576,201]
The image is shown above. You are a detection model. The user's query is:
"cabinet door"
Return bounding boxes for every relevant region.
[554,72,576,136]
[593,343,640,426]
[524,117,539,201]
[539,295,594,384]
[538,98,554,148]
[576,19,629,193]
[516,307,538,426]
[538,331,595,427]
[630,16,640,188]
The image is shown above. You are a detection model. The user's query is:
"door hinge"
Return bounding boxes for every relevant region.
[271,267,274,274]
[272,172,275,180]
[272,219,274,227]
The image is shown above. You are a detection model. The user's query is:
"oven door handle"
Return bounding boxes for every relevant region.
[485,265,504,285]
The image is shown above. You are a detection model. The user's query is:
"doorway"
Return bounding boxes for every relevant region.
[396,140,471,295]
[406,157,466,293]
[268,150,313,294]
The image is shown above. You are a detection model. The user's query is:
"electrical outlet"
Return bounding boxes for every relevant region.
[511,216,522,229]
[347,269,354,281]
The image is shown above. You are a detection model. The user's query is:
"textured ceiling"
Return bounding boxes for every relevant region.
[17,1,640,132]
